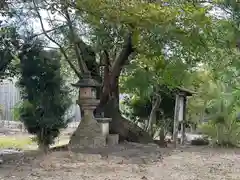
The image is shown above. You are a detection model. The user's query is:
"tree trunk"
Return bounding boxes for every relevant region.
[173,94,180,148]
[103,100,153,143]
[146,94,161,134]
[98,76,153,143]
[38,143,49,154]
[180,122,185,145]
[159,126,166,146]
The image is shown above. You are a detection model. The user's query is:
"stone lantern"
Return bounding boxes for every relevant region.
[68,72,106,150]
[73,72,100,116]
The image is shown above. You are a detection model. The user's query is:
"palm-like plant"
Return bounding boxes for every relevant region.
[200,80,240,146]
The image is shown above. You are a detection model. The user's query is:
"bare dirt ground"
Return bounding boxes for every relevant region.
[1,143,240,180]
[1,124,240,180]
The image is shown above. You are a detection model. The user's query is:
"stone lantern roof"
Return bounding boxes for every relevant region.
[72,72,101,88]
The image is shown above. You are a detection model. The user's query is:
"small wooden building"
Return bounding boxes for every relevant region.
[173,87,195,147]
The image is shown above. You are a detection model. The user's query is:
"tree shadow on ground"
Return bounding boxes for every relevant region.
[52,142,164,165]
[2,142,237,168]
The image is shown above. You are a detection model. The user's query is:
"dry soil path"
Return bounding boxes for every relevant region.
[0,143,240,180]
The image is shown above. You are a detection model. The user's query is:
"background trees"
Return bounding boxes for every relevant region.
[0,25,20,79]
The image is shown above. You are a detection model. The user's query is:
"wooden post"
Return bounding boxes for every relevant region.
[180,122,185,145]
[180,96,186,145]
[173,87,194,148]
[173,94,180,148]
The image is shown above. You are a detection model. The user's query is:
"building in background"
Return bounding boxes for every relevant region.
[0,79,20,121]
[0,78,81,122]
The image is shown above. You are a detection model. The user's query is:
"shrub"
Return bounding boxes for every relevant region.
[199,115,240,147]
[11,102,22,121]
[18,41,71,152]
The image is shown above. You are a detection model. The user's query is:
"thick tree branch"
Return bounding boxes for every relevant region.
[99,33,134,106]
[110,33,134,85]
[32,0,81,78]
[98,50,111,106]
[62,2,89,73]
[30,25,67,39]
[147,94,161,133]
[102,50,111,95]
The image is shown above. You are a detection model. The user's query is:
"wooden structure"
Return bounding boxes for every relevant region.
[173,87,195,148]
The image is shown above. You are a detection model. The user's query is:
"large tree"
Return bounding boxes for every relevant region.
[9,0,235,143]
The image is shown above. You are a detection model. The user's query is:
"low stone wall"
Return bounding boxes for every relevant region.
[0,120,80,130]
[0,120,23,129]
[0,149,24,162]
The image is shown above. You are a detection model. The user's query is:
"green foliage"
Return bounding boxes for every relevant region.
[0,26,20,79]
[121,90,175,121]
[121,95,152,122]
[17,40,71,150]
[79,0,221,68]
[11,102,23,121]
[200,117,240,147]
[121,86,176,134]
[120,54,188,99]
[197,80,240,147]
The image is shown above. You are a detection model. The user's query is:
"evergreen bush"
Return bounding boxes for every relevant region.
[18,41,71,152]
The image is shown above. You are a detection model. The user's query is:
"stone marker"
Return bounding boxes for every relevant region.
[96,118,112,137]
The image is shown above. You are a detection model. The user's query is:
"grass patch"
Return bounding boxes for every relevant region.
[0,134,70,150]
[0,136,36,150]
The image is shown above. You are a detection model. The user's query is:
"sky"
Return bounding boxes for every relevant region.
[0,2,228,48]
[31,10,65,48]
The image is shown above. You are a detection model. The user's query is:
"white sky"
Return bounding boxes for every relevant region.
[32,10,65,48]
[1,2,228,47]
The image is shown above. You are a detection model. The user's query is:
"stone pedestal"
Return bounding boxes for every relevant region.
[96,118,111,137]
[69,114,106,149]
[107,134,119,145]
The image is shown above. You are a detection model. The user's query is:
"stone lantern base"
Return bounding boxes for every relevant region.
[68,114,106,149]
[69,73,108,150]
